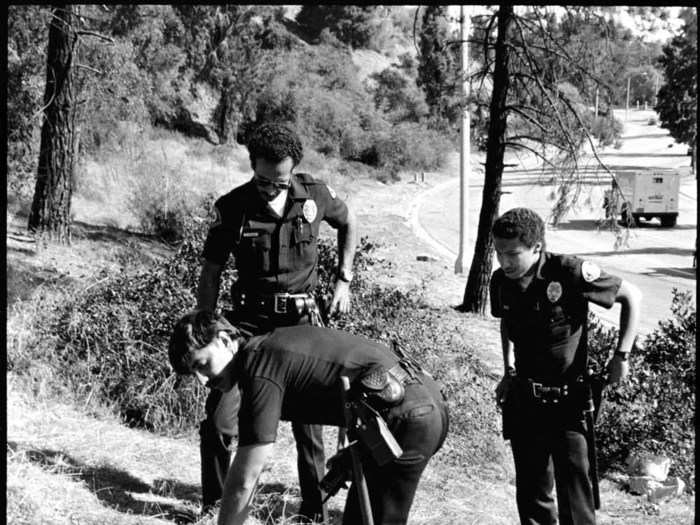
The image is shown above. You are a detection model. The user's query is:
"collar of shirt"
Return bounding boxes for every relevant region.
[267,189,288,217]
[534,250,549,280]
[288,174,312,201]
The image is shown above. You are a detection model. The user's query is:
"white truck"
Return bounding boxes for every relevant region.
[604,169,681,227]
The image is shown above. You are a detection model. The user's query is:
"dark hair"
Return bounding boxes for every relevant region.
[168,310,240,375]
[246,122,303,168]
[492,207,545,248]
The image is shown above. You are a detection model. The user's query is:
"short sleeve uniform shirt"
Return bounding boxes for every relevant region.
[231,326,398,446]
[490,252,621,382]
[201,173,349,294]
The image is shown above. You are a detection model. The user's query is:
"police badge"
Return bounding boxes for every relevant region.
[302,199,318,222]
[581,261,601,282]
[546,281,563,303]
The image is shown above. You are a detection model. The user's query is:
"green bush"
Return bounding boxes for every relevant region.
[588,289,696,488]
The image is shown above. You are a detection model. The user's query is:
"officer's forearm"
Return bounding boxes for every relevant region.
[615,280,642,354]
[197,261,223,311]
[337,206,358,274]
[500,319,515,373]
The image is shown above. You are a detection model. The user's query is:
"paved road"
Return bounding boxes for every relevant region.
[417,110,696,336]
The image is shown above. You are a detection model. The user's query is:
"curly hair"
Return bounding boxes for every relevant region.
[246,122,303,168]
[492,207,546,249]
[168,310,241,375]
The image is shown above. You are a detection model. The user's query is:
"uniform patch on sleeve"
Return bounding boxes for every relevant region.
[581,260,601,282]
[546,281,563,302]
[326,184,337,199]
[209,205,222,228]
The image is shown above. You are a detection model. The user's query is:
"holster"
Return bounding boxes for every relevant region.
[349,399,403,467]
[356,365,406,408]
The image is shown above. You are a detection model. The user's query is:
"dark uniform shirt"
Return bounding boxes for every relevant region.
[490,252,621,383]
[229,326,398,446]
[202,173,349,294]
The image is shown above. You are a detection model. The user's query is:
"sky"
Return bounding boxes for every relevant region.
[445,5,685,43]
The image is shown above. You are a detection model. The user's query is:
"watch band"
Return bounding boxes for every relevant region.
[614,350,629,361]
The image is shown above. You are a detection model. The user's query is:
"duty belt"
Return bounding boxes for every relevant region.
[242,292,314,316]
[520,377,585,405]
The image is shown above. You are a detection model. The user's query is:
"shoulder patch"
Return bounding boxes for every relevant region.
[209,205,222,228]
[326,184,337,199]
[581,260,601,282]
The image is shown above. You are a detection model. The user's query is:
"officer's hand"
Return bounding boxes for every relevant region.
[495,375,513,407]
[329,280,351,315]
[606,354,630,385]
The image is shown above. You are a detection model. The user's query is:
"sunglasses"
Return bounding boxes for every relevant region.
[254,176,291,191]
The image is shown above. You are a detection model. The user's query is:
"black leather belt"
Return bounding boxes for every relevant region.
[242,292,314,316]
[520,377,585,405]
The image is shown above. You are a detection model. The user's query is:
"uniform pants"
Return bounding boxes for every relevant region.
[201,311,327,522]
[342,374,449,525]
[510,421,595,525]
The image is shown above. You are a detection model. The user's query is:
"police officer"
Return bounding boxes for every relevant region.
[197,123,357,522]
[168,310,449,525]
[489,208,642,525]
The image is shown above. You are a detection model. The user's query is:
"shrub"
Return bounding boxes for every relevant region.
[9,208,507,479]
[586,114,624,148]
[374,122,452,177]
[126,158,200,243]
[588,289,696,489]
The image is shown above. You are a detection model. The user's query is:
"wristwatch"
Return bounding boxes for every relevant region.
[337,268,354,283]
[614,350,629,361]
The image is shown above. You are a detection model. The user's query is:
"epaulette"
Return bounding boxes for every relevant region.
[294,172,321,185]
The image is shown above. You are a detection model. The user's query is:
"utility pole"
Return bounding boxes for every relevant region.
[595,87,599,117]
[625,77,631,121]
[654,72,659,107]
[455,5,470,274]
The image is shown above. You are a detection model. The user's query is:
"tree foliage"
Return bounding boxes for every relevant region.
[416,6,460,128]
[295,5,386,49]
[7,6,51,208]
[368,56,429,123]
[655,8,697,153]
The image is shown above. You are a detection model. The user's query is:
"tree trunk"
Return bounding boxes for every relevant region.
[461,5,514,314]
[28,4,77,243]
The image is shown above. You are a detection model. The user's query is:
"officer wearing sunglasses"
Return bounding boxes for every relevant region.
[196,122,358,522]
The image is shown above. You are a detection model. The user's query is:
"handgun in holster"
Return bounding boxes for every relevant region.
[319,378,403,503]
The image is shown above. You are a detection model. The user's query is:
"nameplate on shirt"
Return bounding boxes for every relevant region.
[242,231,260,238]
